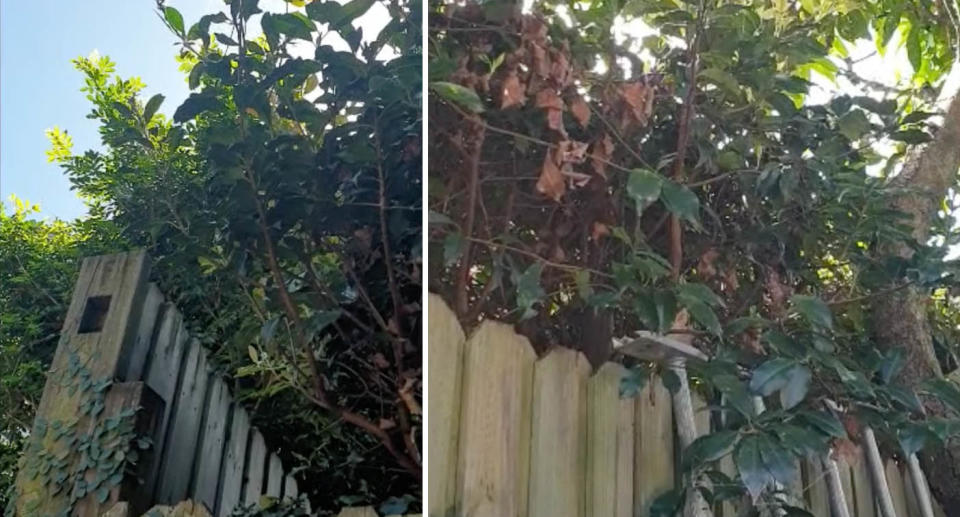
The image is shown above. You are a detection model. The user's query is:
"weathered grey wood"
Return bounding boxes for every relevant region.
[635,375,674,517]
[194,377,231,510]
[142,304,189,500]
[616,395,635,517]
[669,359,710,517]
[804,459,830,517]
[156,340,210,503]
[614,331,708,362]
[864,427,897,517]
[456,322,535,517]
[427,294,465,517]
[218,405,251,517]
[15,251,151,516]
[283,473,298,500]
[73,382,163,517]
[906,454,935,517]
[851,447,876,517]
[529,347,589,517]
[118,282,164,382]
[266,453,283,497]
[586,362,622,517]
[243,429,268,506]
[885,460,910,517]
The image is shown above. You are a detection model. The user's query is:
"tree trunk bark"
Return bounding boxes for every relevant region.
[870,87,960,514]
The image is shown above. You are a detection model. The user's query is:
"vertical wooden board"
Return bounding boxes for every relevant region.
[193,377,231,510]
[427,294,465,517]
[615,396,635,517]
[243,430,267,506]
[218,406,251,517]
[884,460,909,517]
[586,362,622,517]
[850,448,875,517]
[142,304,188,500]
[839,458,856,517]
[156,340,210,503]
[15,251,151,516]
[528,348,590,517]
[903,463,921,517]
[692,391,710,436]
[283,473,298,500]
[803,459,830,517]
[634,375,674,517]
[456,322,536,517]
[266,453,283,497]
[118,282,164,382]
[718,455,739,517]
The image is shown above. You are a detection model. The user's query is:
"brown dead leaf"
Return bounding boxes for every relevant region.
[500,71,526,109]
[536,89,564,131]
[379,418,397,430]
[537,147,566,201]
[372,352,390,369]
[620,82,654,128]
[590,134,615,178]
[399,378,422,415]
[832,437,859,465]
[570,96,590,127]
[698,248,720,280]
[722,266,740,292]
[591,222,610,241]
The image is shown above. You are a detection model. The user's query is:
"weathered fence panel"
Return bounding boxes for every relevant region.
[426,294,947,517]
[635,374,674,517]
[529,347,589,517]
[427,293,465,517]
[12,252,303,517]
[586,363,623,517]
[455,321,535,517]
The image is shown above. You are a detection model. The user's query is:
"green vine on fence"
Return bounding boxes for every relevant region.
[7,346,151,517]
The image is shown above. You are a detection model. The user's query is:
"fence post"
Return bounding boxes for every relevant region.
[427,294,465,517]
[12,251,161,516]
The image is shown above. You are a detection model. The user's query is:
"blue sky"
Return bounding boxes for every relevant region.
[0,0,221,221]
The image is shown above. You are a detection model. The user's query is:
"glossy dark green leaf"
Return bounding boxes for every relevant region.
[684,430,739,470]
[173,93,220,123]
[163,6,185,35]
[757,433,797,486]
[797,410,846,438]
[749,358,796,396]
[779,365,811,410]
[143,94,164,123]
[660,181,700,223]
[627,169,662,209]
[789,295,832,329]
[429,82,485,113]
[735,435,770,500]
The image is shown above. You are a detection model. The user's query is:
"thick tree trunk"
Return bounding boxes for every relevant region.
[870,86,960,513]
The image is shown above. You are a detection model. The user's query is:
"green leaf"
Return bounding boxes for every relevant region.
[797,410,846,438]
[684,430,739,470]
[627,169,662,209]
[514,262,545,320]
[735,435,771,500]
[877,348,905,385]
[789,295,832,329]
[682,298,722,336]
[921,378,960,415]
[430,82,485,113]
[677,283,725,308]
[779,365,811,410]
[173,93,220,123]
[749,358,796,396]
[163,6,185,35]
[837,109,871,140]
[699,67,741,97]
[620,366,649,398]
[649,489,684,517]
[660,181,700,223]
[757,433,797,486]
[143,94,164,123]
[890,129,932,144]
[443,233,465,266]
[653,289,677,334]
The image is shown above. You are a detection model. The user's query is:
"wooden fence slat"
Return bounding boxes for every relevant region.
[282,473,298,500]
[217,405,251,517]
[529,348,589,517]
[803,458,830,517]
[616,395,635,517]
[456,321,536,517]
[142,304,189,500]
[427,294,465,517]
[266,453,283,497]
[884,460,909,517]
[850,448,875,517]
[719,455,739,517]
[118,282,164,382]
[194,377,231,511]
[157,340,210,503]
[904,462,921,517]
[634,375,674,517]
[839,458,856,517]
[243,430,267,506]
[586,363,623,517]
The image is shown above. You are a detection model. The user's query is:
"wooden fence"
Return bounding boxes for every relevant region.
[427,294,946,517]
[13,252,303,517]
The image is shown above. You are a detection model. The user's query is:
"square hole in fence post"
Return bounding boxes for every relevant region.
[79,295,112,333]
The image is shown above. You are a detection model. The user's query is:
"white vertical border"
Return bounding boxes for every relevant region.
[420,0,430,507]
